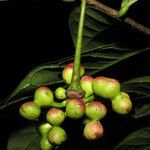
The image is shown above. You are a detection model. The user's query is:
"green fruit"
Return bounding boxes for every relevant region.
[92,76,120,99]
[34,86,54,107]
[66,99,85,119]
[55,87,66,100]
[112,93,132,114]
[85,101,107,120]
[38,123,52,136]
[83,121,104,140]
[46,108,65,126]
[62,63,85,84]
[40,136,53,150]
[121,92,130,99]
[19,101,41,120]
[80,75,94,97]
[48,126,67,145]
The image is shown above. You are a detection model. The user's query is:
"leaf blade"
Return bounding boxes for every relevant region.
[113,127,150,150]
[7,125,40,150]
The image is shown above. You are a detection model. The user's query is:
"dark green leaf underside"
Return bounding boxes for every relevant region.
[7,125,40,150]
[114,127,150,150]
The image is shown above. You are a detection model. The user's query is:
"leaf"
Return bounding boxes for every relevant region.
[0,6,149,110]
[0,63,65,110]
[113,127,150,150]
[69,6,118,51]
[132,104,150,119]
[118,0,139,17]
[121,76,150,99]
[121,76,150,119]
[7,125,40,150]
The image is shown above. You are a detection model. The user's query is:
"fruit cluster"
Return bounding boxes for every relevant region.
[19,63,132,150]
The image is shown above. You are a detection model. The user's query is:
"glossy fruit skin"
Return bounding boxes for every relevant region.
[83,121,104,140]
[112,92,132,114]
[38,123,52,136]
[34,86,54,107]
[62,63,85,84]
[48,126,67,145]
[80,75,94,97]
[55,87,66,100]
[40,136,53,150]
[92,76,120,99]
[46,108,65,126]
[66,99,85,119]
[19,101,41,120]
[85,101,107,121]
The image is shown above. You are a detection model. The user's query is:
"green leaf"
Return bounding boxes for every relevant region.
[113,127,150,150]
[7,125,40,150]
[69,6,117,51]
[132,104,150,119]
[0,6,149,110]
[0,64,64,110]
[121,76,150,99]
[121,76,150,118]
[118,0,138,17]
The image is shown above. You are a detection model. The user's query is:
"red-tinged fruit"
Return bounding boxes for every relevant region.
[48,126,67,145]
[62,63,85,84]
[40,136,54,150]
[83,120,104,140]
[38,123,52,136]
[34,86,54,107]
[85,101,107,121]
[19,101,41,120]
[92,76,120,99]
[55,87,66,100]
[112,92,132,114]
[80,75,94,97]
[46,108,65,126]
[66,99,85,119]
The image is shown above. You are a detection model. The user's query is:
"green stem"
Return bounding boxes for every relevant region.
[67,0,86,99]
[50,100,68,108]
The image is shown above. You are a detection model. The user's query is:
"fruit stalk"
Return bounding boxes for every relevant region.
[67,0,86,99]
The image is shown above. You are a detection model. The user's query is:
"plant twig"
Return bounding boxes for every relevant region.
[66,0,86,99]
[87,0,150,35]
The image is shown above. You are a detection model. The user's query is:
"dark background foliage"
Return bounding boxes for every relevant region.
[0,0,149,149]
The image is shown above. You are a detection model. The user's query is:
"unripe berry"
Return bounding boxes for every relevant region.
[83,121,104,140]
[48,126,67,145]
[62,63,85,84]
[40,136,53,150]
[38,123,52,136]
[121,92,130,99]
[19,101,41,120]
[85,101,107,121]
[66,99,85,119]
[46,108,65,126]
[55,87,66,100]
[112,92,132,114]
[34,86,54,107]
[92,76,120,99]
[80,75,94,97]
